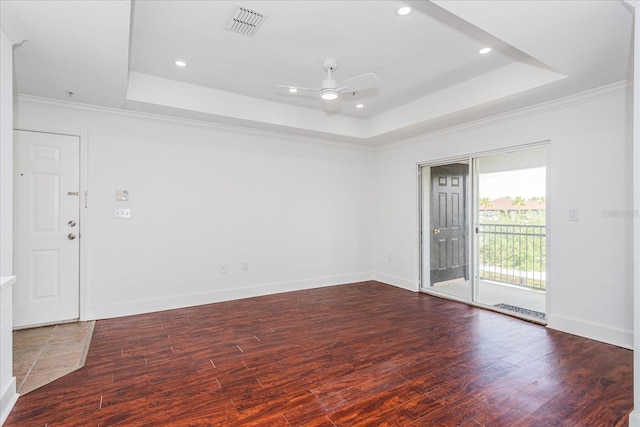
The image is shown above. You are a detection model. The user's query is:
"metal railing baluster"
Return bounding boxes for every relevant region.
[477,223,546,290]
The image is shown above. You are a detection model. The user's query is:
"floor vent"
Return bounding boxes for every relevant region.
[494,303,546,320]
[226,5,266,37]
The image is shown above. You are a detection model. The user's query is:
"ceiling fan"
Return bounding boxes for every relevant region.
[279,59,380,112]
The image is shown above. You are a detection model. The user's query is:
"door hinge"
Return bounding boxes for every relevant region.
[84,191,88,208]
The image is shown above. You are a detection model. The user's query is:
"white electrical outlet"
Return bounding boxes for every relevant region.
[114,208,131,219]
[219,264,227,274]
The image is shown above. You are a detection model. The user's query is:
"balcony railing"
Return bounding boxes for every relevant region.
[477,223,546,291]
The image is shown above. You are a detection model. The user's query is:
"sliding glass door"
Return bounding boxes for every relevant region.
[420,146,548,322]
[474,148,547,320]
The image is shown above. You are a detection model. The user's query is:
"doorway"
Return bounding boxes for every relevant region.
[474,148,547,319]
[420,146,548,322]
[14,130,82,328]
[421,161,471,301]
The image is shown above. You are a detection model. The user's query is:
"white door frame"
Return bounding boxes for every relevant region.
[417,156,473,295]
[14,126,88,323]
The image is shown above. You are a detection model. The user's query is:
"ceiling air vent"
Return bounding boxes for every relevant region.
[226,5,266,37]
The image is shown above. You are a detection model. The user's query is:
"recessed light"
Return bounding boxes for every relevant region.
[175,60,187,67]
[397,6,412,16]
[356,104,364,109]
[288,87,297,93]
[479,47,492,55]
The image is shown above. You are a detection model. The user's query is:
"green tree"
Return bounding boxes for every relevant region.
[479,197,493,210]
[512,196,526,207]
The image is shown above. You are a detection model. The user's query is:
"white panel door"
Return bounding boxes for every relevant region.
[14,130,80,328]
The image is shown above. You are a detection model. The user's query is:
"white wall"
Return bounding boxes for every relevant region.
[14,98,374,319]
[1,28,18,427]
[372,84,634,349]
[629,3,639,426]
[0,30,13,277]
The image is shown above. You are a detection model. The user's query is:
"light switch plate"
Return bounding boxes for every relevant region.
[116,190,129,201]
[114,208,131,219]
[568,209,579,222]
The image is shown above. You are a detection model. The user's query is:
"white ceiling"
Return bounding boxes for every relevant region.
[3,0,634,146]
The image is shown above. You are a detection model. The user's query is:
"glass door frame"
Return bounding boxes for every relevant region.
[418,156,475,303]
[418,144,549,323]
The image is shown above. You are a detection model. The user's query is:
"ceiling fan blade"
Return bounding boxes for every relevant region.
[322,97,341,113]
[337,73,380,93]
[277,84,318,93]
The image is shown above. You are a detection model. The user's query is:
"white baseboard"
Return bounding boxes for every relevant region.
[629,411,640,427]
[86,272,374,320]
[372,272,419,292]
[546,313,633,349]
[1,377,18,426]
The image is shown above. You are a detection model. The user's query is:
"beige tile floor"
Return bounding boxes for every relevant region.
[13,321,95,394]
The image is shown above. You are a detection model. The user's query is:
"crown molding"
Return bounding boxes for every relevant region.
[620,0,639,13]
[377,80,633,152]
[15,94,375,153]
[16,79,632,154]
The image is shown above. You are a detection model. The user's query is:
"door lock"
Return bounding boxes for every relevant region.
[68,220,76,227]
[434,228,440,234]
[67,233,76,240]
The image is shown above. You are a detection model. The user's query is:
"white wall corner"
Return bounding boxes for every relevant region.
[0,277,18,426]
[372,272,419,292]
[0,2,27,45]
[0,26,18,425]
[86,273,374,320]
[546,313,633,350]
[631,2,640,426]
[0,377,18,426]
[0,30,13,278]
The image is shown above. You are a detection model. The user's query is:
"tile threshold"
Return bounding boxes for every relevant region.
[13,321,95,395]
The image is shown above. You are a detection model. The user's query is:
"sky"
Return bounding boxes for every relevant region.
[479,167,546,200]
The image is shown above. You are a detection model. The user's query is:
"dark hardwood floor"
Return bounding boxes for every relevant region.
[5,281,633,426]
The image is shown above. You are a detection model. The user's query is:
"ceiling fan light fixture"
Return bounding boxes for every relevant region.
[278,59,379,113]
[321,90,338,101]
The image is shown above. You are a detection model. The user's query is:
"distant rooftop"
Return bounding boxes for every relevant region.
[480,197,546,211]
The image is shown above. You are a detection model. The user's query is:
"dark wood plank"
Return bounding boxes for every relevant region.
[5,281,633,426]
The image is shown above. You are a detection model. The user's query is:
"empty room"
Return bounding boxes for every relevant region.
[1,1,639,425]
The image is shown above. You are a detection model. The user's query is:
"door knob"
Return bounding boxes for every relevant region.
[68,220,76,227]
[68,233,76,240]
[434,228,440,234]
